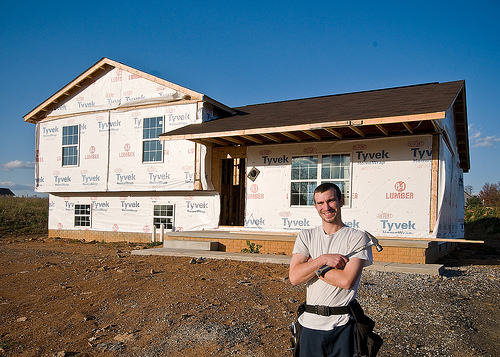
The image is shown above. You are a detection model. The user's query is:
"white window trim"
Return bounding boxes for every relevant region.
[62,124,80,167]
[290,153,352,207]
[153,204,175,231]
[142,116,164,164]
[74,204,91,227]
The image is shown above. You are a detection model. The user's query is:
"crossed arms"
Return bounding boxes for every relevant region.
[289,253,365,290]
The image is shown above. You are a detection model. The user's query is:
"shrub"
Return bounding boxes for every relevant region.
[0,197,48,235]
[241,240,262,254]
[464,205,500,241]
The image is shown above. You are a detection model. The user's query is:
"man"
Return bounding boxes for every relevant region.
[289,182,373,357]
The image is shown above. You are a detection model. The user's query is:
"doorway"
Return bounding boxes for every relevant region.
[219,158,245,226]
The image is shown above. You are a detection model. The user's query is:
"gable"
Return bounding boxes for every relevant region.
[24,58,204,123]
[46,67,190,117]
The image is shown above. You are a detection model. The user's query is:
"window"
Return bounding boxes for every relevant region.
[74,204,91,227]
[291,154,351,206]
[143,117,163,162]
[62,125,79,166]
[153,204,174,230]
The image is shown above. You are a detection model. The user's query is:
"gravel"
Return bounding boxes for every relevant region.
[357,265,500,356]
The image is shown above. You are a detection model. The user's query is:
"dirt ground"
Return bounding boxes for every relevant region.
[1,234,499,357]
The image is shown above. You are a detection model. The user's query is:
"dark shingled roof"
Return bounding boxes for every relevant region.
[163,81,464,136]
[0,188,15,196]
[160,80,469,171]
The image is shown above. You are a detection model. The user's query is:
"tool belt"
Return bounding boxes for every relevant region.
[304,304,351,316]
[289,300,383,357]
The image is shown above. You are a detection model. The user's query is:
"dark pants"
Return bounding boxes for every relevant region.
[299,320,356,357]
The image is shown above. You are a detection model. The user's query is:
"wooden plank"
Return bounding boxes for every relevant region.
[193,143,202,190]
[430,134,439,233]
[223,136,246,145]
[323,127,343,139]
[375,124,389,136]
[259,133,282,143]
[349,126,365,137]
[205,138,228,146]
[281,132,302,142]
[303,130,321,140]
[159,112,446,142]
[402,122,414,134]
[241,135,264,144]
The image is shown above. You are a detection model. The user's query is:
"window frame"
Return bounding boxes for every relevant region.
[142,116,164,163]
[62,124,80,167]
[153,204,175,230]
[74,204,91,227]
[290,153,351,207]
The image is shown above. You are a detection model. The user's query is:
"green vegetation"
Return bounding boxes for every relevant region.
[241,240,262,254]
[147,241,163,248]
[464,205,500,241]
[0,196,48,235]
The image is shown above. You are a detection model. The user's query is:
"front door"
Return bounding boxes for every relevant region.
[219,158,245,226]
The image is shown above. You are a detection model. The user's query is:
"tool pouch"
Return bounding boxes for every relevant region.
[348,299,383,357]
[289,302,305,356]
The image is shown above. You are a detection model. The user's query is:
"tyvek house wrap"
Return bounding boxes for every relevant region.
[47,67,186,116]
[245,135,465,239]
[38,66,221,233]
[47,194,220,233]
[35,66,204,192]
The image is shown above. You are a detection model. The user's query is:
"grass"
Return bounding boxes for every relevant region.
[464,205,500,242]
[0,196,48,235]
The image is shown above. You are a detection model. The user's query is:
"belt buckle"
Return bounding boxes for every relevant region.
[315,305,329,316]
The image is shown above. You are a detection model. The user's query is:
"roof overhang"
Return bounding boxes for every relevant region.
[160,81,470,173]
[160,111,445,145]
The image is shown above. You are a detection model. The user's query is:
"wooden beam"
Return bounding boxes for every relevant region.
[259,133,282,143]
[375,124,389,136]
[205,138,228,146]
[303,130,321,140]
[157,112,447,143]
[191,139,211,146]
[431,120,441,132]
[323,128,343,139]
[430,135,439,233]
[281,132,302,142]
[349,126,365,137]
[402,122,414,134]
[241,135,264,144]
[222,136,245,145]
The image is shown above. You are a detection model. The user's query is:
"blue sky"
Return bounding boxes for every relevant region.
[1,0,499,196]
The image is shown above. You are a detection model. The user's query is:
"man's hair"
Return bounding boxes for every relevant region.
[314,182,342,203]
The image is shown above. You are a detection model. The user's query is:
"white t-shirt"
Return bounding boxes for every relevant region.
[292,225,373,330]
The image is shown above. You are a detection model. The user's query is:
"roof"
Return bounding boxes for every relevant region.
[160,80,469,172]
[24,57,235,123]
[0,188,15,196]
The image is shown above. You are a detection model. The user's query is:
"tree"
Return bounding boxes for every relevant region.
[464,185,473,195]
[466,195,482,207]
[478,182,500,207]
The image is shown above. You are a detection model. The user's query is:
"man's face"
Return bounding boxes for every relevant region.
[314,188,344,225]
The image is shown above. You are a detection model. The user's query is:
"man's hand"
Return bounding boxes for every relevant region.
[320,253,349,270]
[289,253,348,286]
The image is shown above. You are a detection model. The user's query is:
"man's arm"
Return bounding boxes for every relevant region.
[289,253,348,286]
[320,257,366,290]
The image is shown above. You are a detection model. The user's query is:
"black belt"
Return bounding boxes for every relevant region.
[304,304,351,316]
